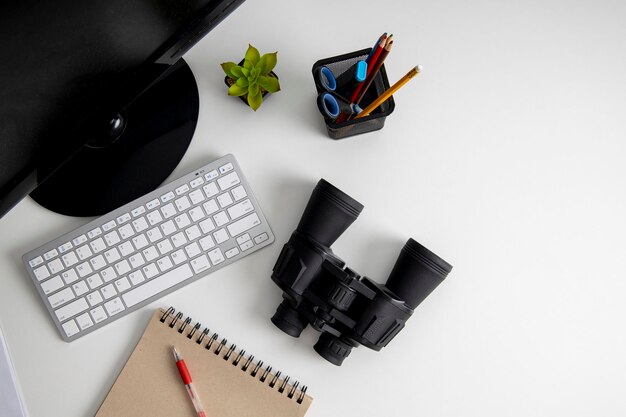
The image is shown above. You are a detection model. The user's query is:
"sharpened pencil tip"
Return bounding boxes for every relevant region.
[172,346,181,361]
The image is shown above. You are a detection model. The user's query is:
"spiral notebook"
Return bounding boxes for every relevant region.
[95,307,313,417]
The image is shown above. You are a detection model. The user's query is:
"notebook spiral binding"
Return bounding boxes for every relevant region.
[160,307,308,404]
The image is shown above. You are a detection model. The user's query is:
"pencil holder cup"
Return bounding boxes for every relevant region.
[312,48,395,140]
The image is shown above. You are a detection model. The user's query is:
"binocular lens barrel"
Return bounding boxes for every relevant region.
[296,179,364,247]
[385,238,453,310]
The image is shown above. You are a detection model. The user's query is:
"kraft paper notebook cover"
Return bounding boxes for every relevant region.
[95,307,313,417]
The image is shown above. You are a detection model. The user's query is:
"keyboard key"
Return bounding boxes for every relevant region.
[171,232,187,248]
[203,199,219,215]
[228,213,260,237]
[75,245,93,261]
[217,192,233,208]
[43,248,59,261]
[104,298,125,316]
[239,240,254,252]
[61,269,79,285]
[146,227,163,243]
[114,277,131,293]
[76,262,93,278]
[55,297,88,322]
[146,198,160,210]
[58,241,73,253]
[191,255,211,273]
[175,195,191,211]
[228,199,253,220]
[161,203,177,219]
[213,211,229,227]
[90,238,107,253]
[104,231,121,246]
[48,258,64,274]
[160,191,175,203]
[118,224,135,240]
[174,213,191,229]
[87,227,102,239]
[76,313,94,331]
[104,247,121,263]
[116,213,131,224]
[128,270,146,286]
[185,225,201,241]
[219,162,234,174]
[72,234,88,246]
[122,264,193,308]
[213,228,229,244]
[132,217,149,233]
[175,184,190,195]
[157,240,174,255]
[90,255,107,271]
[254,232,269,244]
[143,245,160,261]
[102,220,116,232]
[129,253,145,269]
[161,220,177,236]
[48,287,75,308]
[208,248,225,265]
[115,259,131,276]
[118,240,135,257]
[61,251,79,268]
[203,182,219,198]
[62,320,80,338]
[231,185,247,201]
[101,284,117,300]
[33,265,51,281]
[217,172,240,190]
[132,233,149,250]
[190,177,204,188]
[236,233,251,245]
[131,205,146,217]
[72,280,89,296]
[204,169,218,181]
[90,306,107,323]
[184,242,201,258]
[87,291,103,306]
[189,206,205,222]
[41,275,64,295]
[100,267,117,283]
[189,189,205,205]
[199,236,215,251]
[171,249,187,265]
[157,256,173,272]
[225,247,240,259]
[147,210,163,226]
[143,263,159,279]
[86,273,103,289]
[199,218,215,234]
[28,256,44,268]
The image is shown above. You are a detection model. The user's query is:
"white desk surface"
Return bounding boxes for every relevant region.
[1,1,626,416]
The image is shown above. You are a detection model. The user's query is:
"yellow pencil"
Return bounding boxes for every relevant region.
[354,65,422,119]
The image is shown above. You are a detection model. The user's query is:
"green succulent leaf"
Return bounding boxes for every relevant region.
[257,75,280,93]
[235,77,249,88]
[249,82,259,98]
[228,83,248,97]
[256,52,277,75]
[245,44,260,66]
[247,90,263,111]
[230,65,244,78]
[241,67,250,78]
[221,62,238,79]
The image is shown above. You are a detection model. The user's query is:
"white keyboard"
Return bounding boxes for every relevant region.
[23,154,274,341]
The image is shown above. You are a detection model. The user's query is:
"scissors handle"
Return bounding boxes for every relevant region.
[317,92,362,120]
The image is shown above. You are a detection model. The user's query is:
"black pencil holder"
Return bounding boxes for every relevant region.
[312,48,395,140]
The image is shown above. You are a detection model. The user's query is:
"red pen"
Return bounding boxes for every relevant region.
[173,346,207,417]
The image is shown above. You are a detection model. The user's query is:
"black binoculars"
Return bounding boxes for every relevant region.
[270,179,453,365]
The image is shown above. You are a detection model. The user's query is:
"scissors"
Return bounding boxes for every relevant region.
[315,64,366,121]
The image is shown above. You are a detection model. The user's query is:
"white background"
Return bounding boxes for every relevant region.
[1,0,626,416]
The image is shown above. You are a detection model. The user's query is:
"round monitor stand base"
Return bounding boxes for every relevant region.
[30,59,199,217]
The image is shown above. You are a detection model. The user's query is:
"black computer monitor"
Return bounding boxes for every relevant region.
[0,0,245,218]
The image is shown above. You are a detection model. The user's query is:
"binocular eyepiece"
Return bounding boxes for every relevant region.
[270,179,452,365]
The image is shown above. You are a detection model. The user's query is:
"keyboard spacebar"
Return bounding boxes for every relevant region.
[122,264,193,308]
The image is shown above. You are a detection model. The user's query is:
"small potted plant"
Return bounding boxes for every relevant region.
[221,44,280,111]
